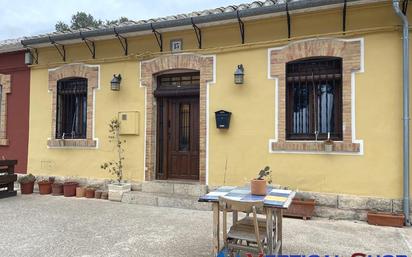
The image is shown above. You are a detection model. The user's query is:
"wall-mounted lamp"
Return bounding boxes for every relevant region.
[234,64,245,85]
[24,50,33,65]
[111,74,122,91]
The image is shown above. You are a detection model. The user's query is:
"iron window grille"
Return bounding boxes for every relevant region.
[286,57,343,141]
[158,73,200,88]
[179,103,191,151]
[56,77,88,139]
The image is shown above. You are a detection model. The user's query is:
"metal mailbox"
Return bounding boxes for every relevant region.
[215,110,232,129]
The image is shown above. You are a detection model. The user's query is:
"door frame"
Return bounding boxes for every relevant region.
[155,72,200,180]
[139,54,215,185]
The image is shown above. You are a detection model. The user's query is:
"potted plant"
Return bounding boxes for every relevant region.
[63,181,78,197]
[37,177,53,195]
[101,191,109,200]
[101,119,131,201]
[18,174,36,194]
[367,211,405,227]
[52,182,63,196]
[324,132,333,152]
[250,166,272,195]
[95,190,103,199]
[85,185,98,198]
[284,194,316,220]
[76,186,85,197]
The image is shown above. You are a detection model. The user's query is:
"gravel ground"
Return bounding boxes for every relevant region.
[0,194,411,257]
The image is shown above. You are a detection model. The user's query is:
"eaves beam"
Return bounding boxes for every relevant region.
[114,28,128,56]
[151,24,163,52]
[286,1,291,39]
[402,0,409,14]
[48,36,66,62]
[343,0,347,33]
[237,10,245,44]
[191,18,202,49]
[80,32,96,59]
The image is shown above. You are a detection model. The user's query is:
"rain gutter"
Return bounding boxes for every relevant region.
[21,0,372,46]
[392,0,411,226]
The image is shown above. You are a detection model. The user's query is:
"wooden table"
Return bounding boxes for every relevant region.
[199,186,295,256]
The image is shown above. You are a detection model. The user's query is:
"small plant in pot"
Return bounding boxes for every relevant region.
[76,186,85,198]
[95,190,103,199]
[101,191,109,200]
[37,177,54,195]
[101,119,131,201]
[52,182,63,196]
[63,181,79,197]
[367,211,405,227]
[324,133,333,152]
[85,185,98,198]
[251,166,272,196]
[284,191,316,220]
[18,174,36,194]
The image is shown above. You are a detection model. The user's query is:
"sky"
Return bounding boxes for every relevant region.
[0,0,248,40]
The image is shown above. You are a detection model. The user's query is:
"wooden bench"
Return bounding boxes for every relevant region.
[0,160,18,199]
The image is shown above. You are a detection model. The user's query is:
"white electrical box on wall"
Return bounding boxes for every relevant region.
[118,111,139,135]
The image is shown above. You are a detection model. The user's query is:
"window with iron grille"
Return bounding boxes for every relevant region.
[56,77,87,139]
[286,57,343,141]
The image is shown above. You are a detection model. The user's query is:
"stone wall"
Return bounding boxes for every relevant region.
[16,173,411,222]
[295,191,411,221]
[209,184,411,221]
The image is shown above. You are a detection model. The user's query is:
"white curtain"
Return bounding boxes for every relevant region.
[318,84,334,133]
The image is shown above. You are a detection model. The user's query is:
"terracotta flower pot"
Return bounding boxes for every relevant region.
[101,191,108,200]
[76,187,85,198]
[95,190,102,199]
[20,182,34,194]
[63,182,78,197]
[52,183,63,196]
[284,198,316,220]
[250,179,267,195]
[38,181,52,195]
[85,188,96,198]
[367,212,405,227]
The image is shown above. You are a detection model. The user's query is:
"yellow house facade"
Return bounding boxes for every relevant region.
[15,0,411,220]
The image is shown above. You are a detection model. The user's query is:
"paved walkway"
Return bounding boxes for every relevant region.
[0,195,411,257]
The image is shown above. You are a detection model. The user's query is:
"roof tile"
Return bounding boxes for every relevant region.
[0,0,329,51]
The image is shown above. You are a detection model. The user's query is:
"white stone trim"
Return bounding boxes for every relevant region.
[204,54,216,186]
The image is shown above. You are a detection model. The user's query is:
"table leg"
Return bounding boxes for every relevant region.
[232,210,238,225]
[212,202,220,256]
[276,209,283,254]
[274,209,278,247]
[266,208,273,255]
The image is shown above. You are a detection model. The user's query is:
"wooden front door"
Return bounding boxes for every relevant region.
[156,73,200,180]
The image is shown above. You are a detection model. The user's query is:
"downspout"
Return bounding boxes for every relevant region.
[393,0,411,226]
